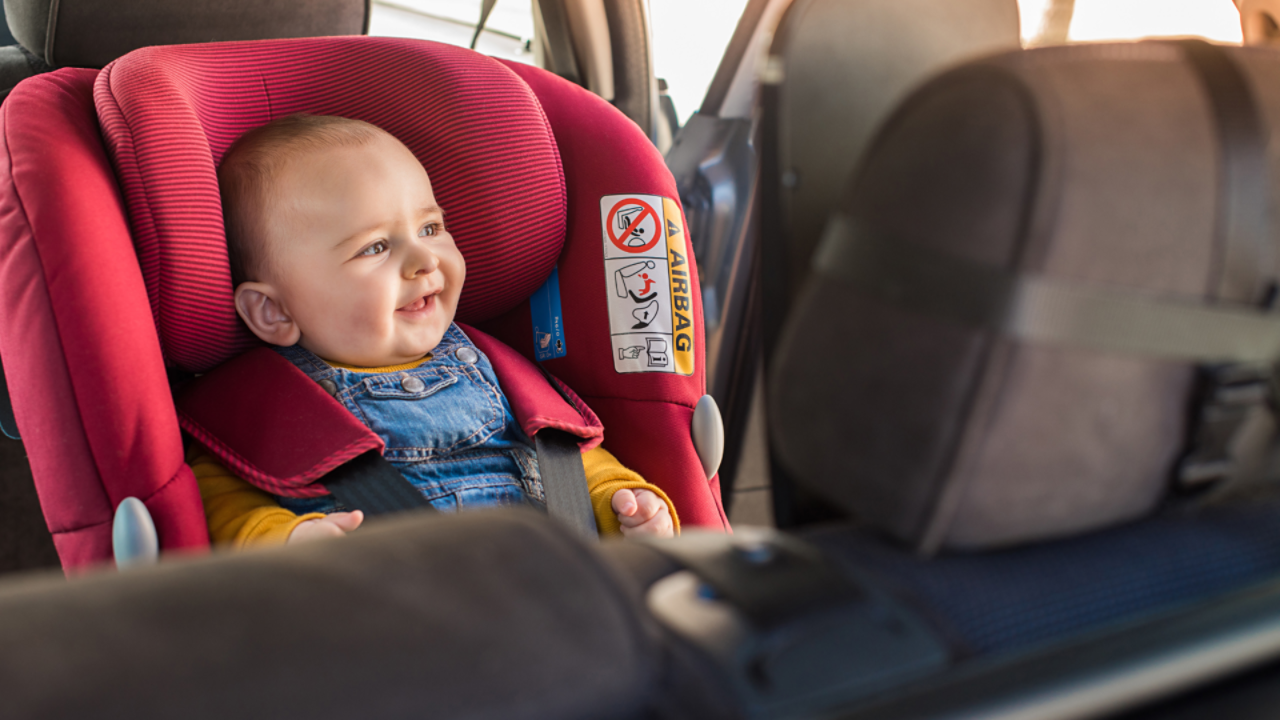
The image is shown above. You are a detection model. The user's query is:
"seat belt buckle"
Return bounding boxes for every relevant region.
[1176,363,1275,488]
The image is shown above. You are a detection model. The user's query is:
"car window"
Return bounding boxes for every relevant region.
[1019,0,1242,45]
[368,0,751,127]
[368,0,537,65]
[650,0,751,125]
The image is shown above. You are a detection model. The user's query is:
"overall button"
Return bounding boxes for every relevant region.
[456,347,479,364]
[318,378,338,397]
[401,375,426,393]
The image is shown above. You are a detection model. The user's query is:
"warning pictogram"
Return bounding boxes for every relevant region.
[606,198,661,254]
[600,193,694,377]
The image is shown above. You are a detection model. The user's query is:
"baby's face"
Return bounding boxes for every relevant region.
[255,134,464,366]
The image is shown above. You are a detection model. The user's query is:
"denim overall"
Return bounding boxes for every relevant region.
[273,324,544,515]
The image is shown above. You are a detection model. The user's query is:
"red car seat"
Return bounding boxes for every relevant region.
[0,36,728,572]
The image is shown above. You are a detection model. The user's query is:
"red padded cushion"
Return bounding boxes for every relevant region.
[94,37,567,373]
[175,348,385,498]
[460,323,603,451]
[0,69,210,570]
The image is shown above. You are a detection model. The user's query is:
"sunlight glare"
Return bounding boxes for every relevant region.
[650,0,751,124]
[1020,0,1243,44]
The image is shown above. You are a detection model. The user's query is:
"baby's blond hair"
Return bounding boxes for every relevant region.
[219,114,389,286]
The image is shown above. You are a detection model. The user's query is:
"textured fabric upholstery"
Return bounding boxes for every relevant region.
[489,61,727,531]
[807,495,1280,657]
[4,0,369,68]
[764,0,1020,305]
[95,37,567,373]
[0,69,208,569]
[0,510,737,719]
[0,45,31,99]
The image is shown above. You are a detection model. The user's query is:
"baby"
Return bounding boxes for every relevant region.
[191,114,676,546]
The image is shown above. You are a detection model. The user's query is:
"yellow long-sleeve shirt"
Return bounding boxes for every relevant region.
[190,445,679,547]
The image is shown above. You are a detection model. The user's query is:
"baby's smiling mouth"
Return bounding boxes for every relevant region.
[397,289,439,314]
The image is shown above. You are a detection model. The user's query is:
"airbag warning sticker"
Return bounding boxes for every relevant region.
[601,194,694,375]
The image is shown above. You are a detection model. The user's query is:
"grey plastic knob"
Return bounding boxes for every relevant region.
[692,394,725,480]
[113,497,159,570]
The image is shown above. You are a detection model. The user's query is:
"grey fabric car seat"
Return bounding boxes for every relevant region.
[758,0,1020,350]
[0,0,371,101]
[675,0,1020,509]
[750,0,1020,522]
[770,37,1280,654]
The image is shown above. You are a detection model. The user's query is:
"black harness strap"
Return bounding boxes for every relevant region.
[319,436,599,541]
[318,426,597,541]
[321,449,434,516]
[535,429,599,542]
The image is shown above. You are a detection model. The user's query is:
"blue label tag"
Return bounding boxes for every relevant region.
[530,266,567,362]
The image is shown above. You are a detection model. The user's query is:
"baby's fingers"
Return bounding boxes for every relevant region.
[618,491,666,528]
[619,504,674,538]
[611,488,639,518]
[632,490,666,522]
[289,518,344,544]
[329,510,364,532]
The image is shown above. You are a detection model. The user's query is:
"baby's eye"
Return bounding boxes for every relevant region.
[419,223,440,237]
[360,240,389,256]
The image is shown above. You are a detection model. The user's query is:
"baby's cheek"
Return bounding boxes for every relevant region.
[344,297,394,338]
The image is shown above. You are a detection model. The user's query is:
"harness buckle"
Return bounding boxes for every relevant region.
[1176,363,1276,489]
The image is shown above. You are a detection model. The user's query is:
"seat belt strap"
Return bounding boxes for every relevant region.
[531,0,582,85]
[320,449,434,516]
[535,429,599,542]
[814,216,1280,364]
[470,0,498,50]
[1178,39,1272,306]
[1175,39,1274,490]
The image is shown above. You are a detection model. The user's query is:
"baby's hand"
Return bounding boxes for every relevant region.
[288,510,364,544]
[612,488,674,538]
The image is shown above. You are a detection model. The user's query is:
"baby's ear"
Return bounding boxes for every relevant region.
[234,282,301,347]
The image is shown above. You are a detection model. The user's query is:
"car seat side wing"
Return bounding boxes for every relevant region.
[0,69,207,570]
[489,61,729,531]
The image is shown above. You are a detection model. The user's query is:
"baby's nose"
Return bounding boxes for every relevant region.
[407,246,440,276]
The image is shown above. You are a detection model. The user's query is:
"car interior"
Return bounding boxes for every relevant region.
[4,0,1280,718]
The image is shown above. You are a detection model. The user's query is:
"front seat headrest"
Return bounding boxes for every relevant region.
[3,0,370,68]
[770,42,1280,552]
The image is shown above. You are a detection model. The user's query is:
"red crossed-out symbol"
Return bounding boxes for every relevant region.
[607,198,661,254]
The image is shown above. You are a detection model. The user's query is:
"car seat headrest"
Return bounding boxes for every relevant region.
[770,42,1280,550]
[4,0,369,68]
[94,37,567,373]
